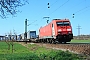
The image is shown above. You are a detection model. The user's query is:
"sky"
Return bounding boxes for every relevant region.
[0,0,90,36]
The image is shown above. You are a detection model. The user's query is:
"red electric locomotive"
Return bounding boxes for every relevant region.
[39,19,73,43]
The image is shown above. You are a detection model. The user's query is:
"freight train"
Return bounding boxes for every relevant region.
[37,19,73,43]
[20,19,73,43]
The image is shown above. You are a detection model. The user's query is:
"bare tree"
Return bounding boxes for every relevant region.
[0,0,28,18]
[5,33,10,50]
[11,29,17,53]
[5,30,15,53]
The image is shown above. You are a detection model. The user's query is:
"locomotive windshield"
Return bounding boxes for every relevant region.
[56,21,70,26]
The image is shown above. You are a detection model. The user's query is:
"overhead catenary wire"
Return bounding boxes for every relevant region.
[50,0,59,7]
[28,0,90,26]
[48,0,70,16]
[66,6,90,18]
[28,20,37,26]
[65,0,87,18]
[29,0,70,26]
[72,5,90,18]
[37,0,70,25]
[76,7,90,16]
[36,0,59,22]
[32,0,69,24]
[74,6,90,14]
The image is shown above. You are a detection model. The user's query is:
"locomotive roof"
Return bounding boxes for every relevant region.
[40,19,70,28]
[53,19,69,20]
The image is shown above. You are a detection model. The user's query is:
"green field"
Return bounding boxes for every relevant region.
[0,42,85,60]
[71,40,90,43]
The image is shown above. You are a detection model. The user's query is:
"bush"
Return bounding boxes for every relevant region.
[0,53,40,60]
[38,50,81,60]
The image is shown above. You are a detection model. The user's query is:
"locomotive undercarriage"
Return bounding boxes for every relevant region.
[36,38,55,44]
[36,34,73,44]
[56,34,73,43]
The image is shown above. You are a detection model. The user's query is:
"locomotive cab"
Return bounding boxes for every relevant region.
[55,19,73,43]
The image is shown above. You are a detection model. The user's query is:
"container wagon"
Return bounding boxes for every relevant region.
[27,30,37,42]
[17,34,22,41]
[39,19,73,43]
[21,33,25,41]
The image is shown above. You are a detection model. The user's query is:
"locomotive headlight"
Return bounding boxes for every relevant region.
[67,29,71,31]
[58,29,62,32]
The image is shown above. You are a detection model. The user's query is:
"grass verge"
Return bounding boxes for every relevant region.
[71,39,90,43]
[0,42,85,60]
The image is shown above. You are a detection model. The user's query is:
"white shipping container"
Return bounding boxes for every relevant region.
[21,33,24,40]
[17,35,21,40]
[27,31,36,40]
[27,31,30,39]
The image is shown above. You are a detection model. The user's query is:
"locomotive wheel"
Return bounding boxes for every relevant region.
[59,41,62,44]
[57,39,62,44]
[47,39,49,43]
[64,42,66,44]
[52,39,56,44]
[50,39,52,44]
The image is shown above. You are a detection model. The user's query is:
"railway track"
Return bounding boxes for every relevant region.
[17,41,90,59]
[35,43,90,56]
[6,40,90,56]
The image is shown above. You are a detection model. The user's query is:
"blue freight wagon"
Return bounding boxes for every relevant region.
[27,30,36,41]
